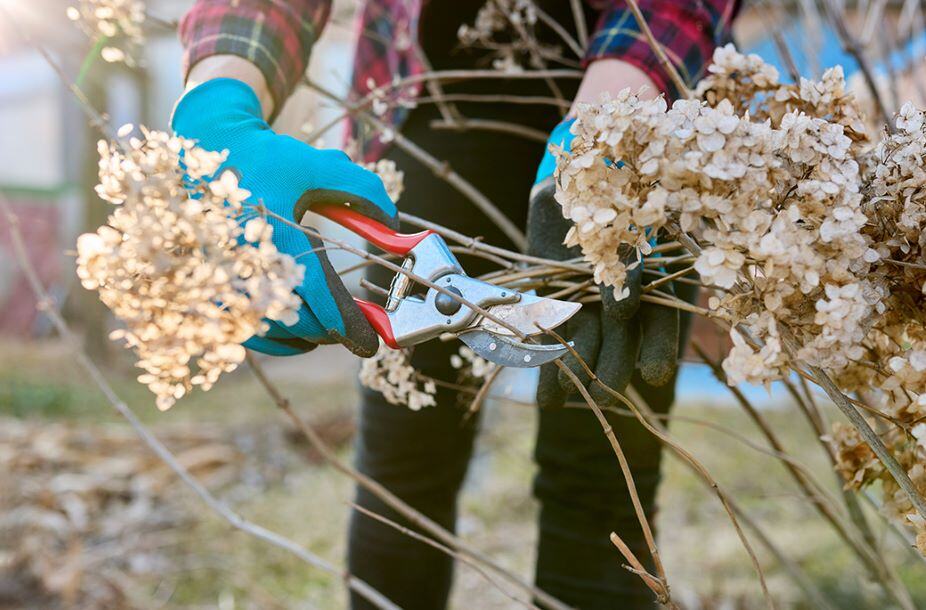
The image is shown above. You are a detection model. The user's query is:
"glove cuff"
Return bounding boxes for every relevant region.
[171,78,268,138]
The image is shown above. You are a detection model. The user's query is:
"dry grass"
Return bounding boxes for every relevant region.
[2,339,925,609]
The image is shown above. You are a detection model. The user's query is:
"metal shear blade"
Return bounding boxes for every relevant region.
[479,294,581,337]
[459,330,573,368]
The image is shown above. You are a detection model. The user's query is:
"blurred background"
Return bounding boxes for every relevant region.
[1,1,926,608]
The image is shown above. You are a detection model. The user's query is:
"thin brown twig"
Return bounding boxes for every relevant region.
[822,0,894,129]
[498,5,567,108]
[0,7,114,139]
[757,0,802,82]
[569,0,589,48]
[558,386,837,609]
[451,245,517,269]
[608,533,672,606]
[620,387,776,610]
[414,47,465,126]
[642,265,695,293]
[636,402,836,609]
[399,211,588,272]
[386,124,528,251]
[639,294,712,317]
[352,68,583,99]
[544,329,671,605]
[781,377,888,570]
[693,344,916,609]
[416,93,572,108]
[350,503,539,610]
[545,278,594,300]
[303,77,528,251]
[246,354,573,610]
[541,326,773,609]
[641,268,703,288]
[695,346,849,515]
[779,328,926,522]
[430,118,548,143]
[359,277,389,297]
[303,67,584,142]
[466,365,502,419]
[534,5,584,57]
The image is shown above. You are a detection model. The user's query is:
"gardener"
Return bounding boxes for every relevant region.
[171,1,738,607]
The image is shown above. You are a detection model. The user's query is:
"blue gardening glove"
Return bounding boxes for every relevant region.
[171,78,397,357]
[528,119,680,407]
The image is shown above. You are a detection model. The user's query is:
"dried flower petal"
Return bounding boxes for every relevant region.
[77,129,302,410]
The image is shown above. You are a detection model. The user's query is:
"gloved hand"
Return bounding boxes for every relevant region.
[171,78,397,357]
[527,118,680,407]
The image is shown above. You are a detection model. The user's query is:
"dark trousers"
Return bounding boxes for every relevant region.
[348,98,689,609]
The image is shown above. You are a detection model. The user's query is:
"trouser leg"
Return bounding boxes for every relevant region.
[348,349,480,609]
[532,284,697,609]
[533,394,668,609]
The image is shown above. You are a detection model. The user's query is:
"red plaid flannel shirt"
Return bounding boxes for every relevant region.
[180,0,740,161]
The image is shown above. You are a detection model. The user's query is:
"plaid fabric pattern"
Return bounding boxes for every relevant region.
[179,0,331,118]
[347,0,424,163]
[180,0,739,156]
[586,0,740,100]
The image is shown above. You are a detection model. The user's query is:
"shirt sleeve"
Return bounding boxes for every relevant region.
[584,0,741,100]
[179,0,332,117]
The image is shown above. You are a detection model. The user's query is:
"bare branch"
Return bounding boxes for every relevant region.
[569,0,589,49]
[622,0,691,98]
[694,344,916,609]
[430,118,549,143]
[246,354,574,610]
[350,503,539,610]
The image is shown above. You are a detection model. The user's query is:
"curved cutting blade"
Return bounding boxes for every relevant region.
[478,294,581,337]
[458,329,571,368]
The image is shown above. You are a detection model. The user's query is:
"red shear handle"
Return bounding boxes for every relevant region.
[314,203,434,256]
[354,298,400,349]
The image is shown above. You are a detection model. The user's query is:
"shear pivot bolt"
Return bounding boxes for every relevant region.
[435,286,463,316]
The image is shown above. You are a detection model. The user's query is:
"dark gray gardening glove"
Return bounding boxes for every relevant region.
[529,122,680,407]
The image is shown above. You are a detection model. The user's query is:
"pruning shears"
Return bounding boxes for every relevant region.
[315,204,581,368]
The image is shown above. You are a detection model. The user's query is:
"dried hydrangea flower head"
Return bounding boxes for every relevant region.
[837,102,926,553]
[556,45,877,388]
[359,345,495,412]
[359,342,437,411]
[76,126,302,410]
[556,44,926,553]
[66,0,145,65]
[365,159,405,203]
[458,0,537,46]
[697,44,869,148]
[457,0,559,72]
